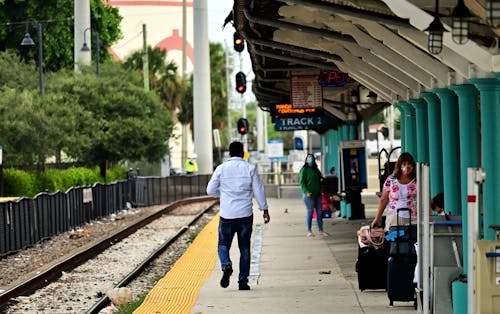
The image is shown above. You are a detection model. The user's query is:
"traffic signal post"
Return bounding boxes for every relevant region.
[232,31,248,152]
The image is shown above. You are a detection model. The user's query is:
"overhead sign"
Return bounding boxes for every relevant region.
[272,103,318,115]
[317,70,351,87]
[274,115,328,131]
[291,75,322,108]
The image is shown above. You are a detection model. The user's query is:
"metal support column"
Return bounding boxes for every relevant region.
[448,84,480,273]
[470,78,500,240]
[409,98,429,163]
[421,92,444,197]
[394,103,406,151]
[433,88,461,216]
[398,101,417,157]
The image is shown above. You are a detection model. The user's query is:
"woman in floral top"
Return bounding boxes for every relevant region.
[372,152,417,230]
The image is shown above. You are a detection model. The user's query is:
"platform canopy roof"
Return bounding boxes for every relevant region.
[228,0,499,131]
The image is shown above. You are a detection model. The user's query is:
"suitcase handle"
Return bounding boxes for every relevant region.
[396,208,413,226]
[392,208,415,256]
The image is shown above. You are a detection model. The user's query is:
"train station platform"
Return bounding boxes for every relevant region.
[136,193,416,314]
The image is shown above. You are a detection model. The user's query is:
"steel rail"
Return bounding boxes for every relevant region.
[0,196,218,307]
[86,201,218,314]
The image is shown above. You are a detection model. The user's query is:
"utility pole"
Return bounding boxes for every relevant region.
[193,0,213,173]
[142,24,149,90]
[74,0,91,69]
[224,40,232,142]
[181,0,188,168]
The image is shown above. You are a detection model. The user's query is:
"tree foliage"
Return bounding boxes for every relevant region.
[209,42,228,131]
[46,63,174,171]
[0,88,49,165]
[0,0,122,72]
[0,52,174,175]
[123,46,191,124]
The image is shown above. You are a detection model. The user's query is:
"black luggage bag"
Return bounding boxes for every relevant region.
[356,241,389,291]
[387,255,417,307]
[386,208,417,307]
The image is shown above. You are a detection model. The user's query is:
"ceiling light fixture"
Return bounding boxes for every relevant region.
[424,0,448,54]
[451,0,473,44]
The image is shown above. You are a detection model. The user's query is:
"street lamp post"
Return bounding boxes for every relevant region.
[21,22,44,96]
[80,28,100,77]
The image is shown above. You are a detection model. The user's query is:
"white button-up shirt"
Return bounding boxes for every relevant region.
[206,157,268,219]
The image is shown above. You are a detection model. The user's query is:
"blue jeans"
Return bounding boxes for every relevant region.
[218,215,253,284]
[303,194,323,232]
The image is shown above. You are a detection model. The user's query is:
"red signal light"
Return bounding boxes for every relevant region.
[235,72,247,94]
[237,118,249,135]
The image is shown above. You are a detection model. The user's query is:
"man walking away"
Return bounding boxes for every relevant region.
[206,141,270,290]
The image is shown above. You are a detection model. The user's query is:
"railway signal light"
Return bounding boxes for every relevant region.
[237,118,249,135]
[235,71,246,94]
[233,32,245,52]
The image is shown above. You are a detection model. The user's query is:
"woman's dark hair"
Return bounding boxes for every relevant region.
[303,153,322,177]
[393,152,416,179]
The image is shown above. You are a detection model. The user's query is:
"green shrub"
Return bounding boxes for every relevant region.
[2,165,127,197]
[106,165,128,182]
[4,169,38,197]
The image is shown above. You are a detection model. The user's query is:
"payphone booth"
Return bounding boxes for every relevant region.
[339,140,367,219]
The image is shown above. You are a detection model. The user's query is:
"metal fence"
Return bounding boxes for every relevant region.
[0,175,210,257]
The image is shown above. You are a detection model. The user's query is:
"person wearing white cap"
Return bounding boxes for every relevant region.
[185,153,199,174]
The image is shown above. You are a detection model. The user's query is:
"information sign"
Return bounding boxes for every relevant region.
[274,115,327,131]
[291,75,322,108]
[267,139,284,159]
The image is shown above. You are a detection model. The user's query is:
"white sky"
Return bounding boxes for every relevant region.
[207,0,234,44]
[207,0,255,105]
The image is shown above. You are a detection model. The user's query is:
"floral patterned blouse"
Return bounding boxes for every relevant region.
[384,174,417,218]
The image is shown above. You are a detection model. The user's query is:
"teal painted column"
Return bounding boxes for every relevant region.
[421,92,444,197]
[433,88,461,215]
[448,84,480,275]
[346,121,357,140]
[325,129,340,175]
[394,103,405,151]
[338,124,348,218]
[409,98,429,163]
[470,78,500,240]
[339,124,348,141]
[398,102,417,157]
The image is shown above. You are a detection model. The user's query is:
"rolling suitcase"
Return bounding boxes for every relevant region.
[356,225,389,291]
[387,255,417,307]
[356,242,389,291]
[386,208,417,307]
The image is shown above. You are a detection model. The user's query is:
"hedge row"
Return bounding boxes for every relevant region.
[3,165,127,197]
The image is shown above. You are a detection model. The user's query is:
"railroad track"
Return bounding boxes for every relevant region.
[0,196,218,312]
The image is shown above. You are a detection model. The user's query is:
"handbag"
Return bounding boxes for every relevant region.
[357,225,386,249]
[322,209,332,218]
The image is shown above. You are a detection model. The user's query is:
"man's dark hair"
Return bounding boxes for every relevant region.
[229,141,244,158]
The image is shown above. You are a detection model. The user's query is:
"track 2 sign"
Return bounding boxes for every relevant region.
[274,115,327,131]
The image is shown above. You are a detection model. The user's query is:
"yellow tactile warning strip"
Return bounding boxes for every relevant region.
[134,213,219,314]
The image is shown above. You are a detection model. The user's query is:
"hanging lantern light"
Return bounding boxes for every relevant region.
[487,0,500,27]
[367,91,378,105]
[451,0,473,44]
[424,0,448,54]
